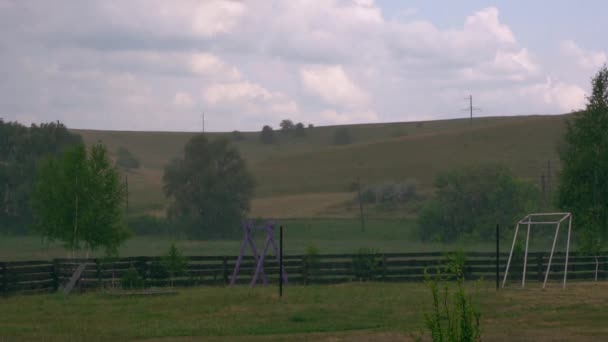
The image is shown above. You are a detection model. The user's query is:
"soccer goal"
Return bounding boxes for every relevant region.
[502,212,572,289]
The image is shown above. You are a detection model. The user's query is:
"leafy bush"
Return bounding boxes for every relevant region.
[419,252,481,342]
[121,265,145,289]
[352,248,382,281]
[149,260,170,280]
[418,164,539,242]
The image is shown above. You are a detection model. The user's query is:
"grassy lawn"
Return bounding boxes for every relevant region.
[0,218,515,261]
[1,281,607,341]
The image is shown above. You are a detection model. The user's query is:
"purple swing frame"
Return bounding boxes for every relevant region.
[230,220,288,286]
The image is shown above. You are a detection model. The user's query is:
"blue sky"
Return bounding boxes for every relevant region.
[0,0,606,131]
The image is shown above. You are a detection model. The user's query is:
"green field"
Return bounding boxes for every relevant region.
[76,114,569,218]
[1,218,508,261]
[2,217,571,261]
[2,281,607,341]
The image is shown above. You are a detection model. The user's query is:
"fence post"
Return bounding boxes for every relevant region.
[536,252,543,282]
[95,259,102,289]
[222,257,228,285]
[1,262,7,297]
[51,259,60,292]
[302,255,308,285]
[382,254,387,282]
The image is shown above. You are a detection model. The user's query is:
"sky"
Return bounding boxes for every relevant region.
[0,0,606,132]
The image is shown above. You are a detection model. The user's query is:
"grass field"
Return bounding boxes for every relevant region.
[1,216,571,261]
[0,218,500,261]
[2,281,607,341]
[75,114,569,218]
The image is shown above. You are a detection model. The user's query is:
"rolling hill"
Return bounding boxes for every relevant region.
[75,114,569,218]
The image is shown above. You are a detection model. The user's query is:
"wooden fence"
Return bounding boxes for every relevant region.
[2,252,608,296]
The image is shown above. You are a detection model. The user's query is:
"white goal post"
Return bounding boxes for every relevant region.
[502,212,572,289]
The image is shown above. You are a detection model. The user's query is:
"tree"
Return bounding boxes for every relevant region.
[260,125,276,144]
[557,65,608,269]
[115,146,140,171]
[163,135,255,238]
[32,143,130,256]
[231,130,245,142]
[308,123,314,129]
[279,119,295,132]
[418,164,539,242]
[0,120,82,234]
[294,122,306,137]
[332,127,352,145]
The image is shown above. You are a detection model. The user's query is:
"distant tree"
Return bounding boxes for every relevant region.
[231,130,245,142]
[32,143,130,256]
[308,123,314,129]
[280,119,295,132]
[419,164,539,242]
[115,146,140,171]
[557,65,608,264]
[0,120,82,234]
[295,122,306,137]
[260,125,276,144]
[163,135,255,238]
[332,127,352,145]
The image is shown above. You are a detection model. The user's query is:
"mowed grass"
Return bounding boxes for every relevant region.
[75,114,569,217]
[2,281,608,341]
[0,218,513,261]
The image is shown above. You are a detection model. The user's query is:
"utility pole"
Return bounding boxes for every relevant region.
[463,95,481,126]
[357,176,365,232]
[125,174,129,214]
[202,112,205,133]
[547,160,552,196]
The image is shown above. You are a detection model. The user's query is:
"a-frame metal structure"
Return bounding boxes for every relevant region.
[230,220,288,287]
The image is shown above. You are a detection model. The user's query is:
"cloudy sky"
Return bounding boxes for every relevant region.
[1,0,606,132]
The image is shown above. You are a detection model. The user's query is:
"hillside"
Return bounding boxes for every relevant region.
[75,114,569,218]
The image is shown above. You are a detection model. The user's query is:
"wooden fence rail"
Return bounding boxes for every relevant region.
[2,252,608,296]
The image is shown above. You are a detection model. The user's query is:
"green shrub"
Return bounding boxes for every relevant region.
[420,252,481,342]
[352,248,382,281]
[149,260,170,280]
[121,265,145,289]
[419,164,539,242]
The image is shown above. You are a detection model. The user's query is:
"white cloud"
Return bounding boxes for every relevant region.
[320,109,378,125]
[189,53,241,80]
[0,2,597,131]
[300,65,369,108]
[173,92,194,108]
[521,77,586,112]
[203,81,298,116]
[462,7,516,44]
[560,40,607,69]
